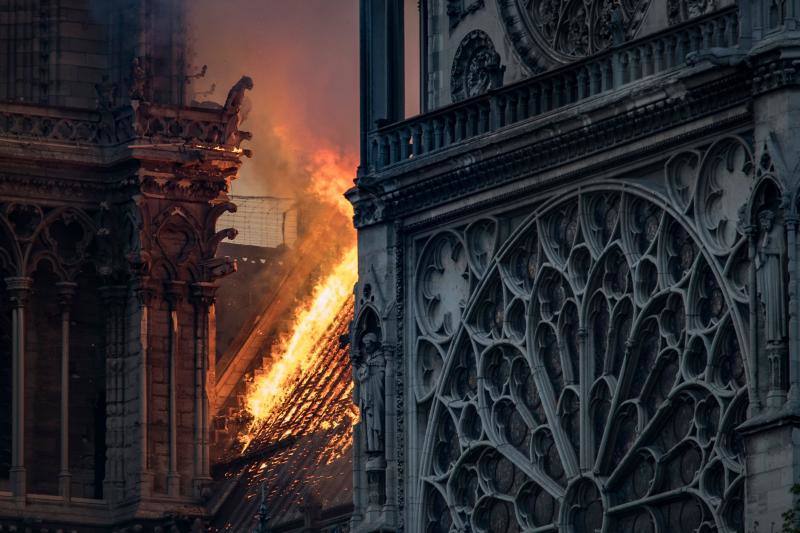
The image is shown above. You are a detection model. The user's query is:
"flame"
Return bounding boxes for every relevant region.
[242,245,357,447]
[305,148,357,218]
[240,145,358,451]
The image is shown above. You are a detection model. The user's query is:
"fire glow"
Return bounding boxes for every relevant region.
[240,146,358,452]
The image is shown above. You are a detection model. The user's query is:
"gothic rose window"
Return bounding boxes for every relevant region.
[497,0,653,71]
[413,175,751,531]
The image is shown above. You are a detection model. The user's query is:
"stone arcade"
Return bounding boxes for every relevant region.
[349,0,800,531]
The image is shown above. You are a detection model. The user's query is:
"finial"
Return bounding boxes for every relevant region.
[253,483,270,533]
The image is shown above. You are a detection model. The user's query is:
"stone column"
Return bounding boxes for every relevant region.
[786,215,800,408]
[577,327,591,471]
[133,277,156,497]
[101,285,128,503]
[351,424,365,529]
[359,0,405,173]
[6,276,31,501]
[56,281,76,501]
[190,282,216,497]
[747,224,763,413]
[165,281,185,497]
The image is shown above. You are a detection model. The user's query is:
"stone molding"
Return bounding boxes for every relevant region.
[0,98,251,152]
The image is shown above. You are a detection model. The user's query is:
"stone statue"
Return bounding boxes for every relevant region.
[223,76,254,146]
[130,57,148,100]
[356,332,386,453]
[610,0,625,45]
[224,76,254,114]
[95,75,116,111]
[756,210,787,345]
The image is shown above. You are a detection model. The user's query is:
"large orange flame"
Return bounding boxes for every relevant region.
[244,246,356,425]
[305,148,358,218]
[240,145,358,451]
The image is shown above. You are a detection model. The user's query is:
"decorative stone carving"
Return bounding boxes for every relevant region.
[451,31,505,103]
[95,75,117,112]
[223,76,254,147]
[6,203,42,241]
[695,137,754,255]
[665,150,700,213]
[496,0,652,70]
[95,75,119,143]
[353,196,385,228]
[415,232,470,342]
[129,56,150,100]
[465,218,498,277]
[668,0,717,25]
[413,188,748,531]
[447,0,485,29]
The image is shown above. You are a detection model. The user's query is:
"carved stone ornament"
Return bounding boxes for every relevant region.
[668,0,717,25]
[223,76,254,147]
[448,0,486,29]
[451,31,505,103]
[413,186,749,531]
[496,0,652,71]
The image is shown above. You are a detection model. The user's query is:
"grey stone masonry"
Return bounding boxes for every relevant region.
[350,0,800,531]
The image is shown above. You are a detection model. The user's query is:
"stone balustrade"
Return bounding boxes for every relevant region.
[368,6,738,171]
[0,103,128,145]
[0,100,246,149]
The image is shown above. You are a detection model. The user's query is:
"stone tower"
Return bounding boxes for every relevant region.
[0,0,249,530]
[350,0,800,531]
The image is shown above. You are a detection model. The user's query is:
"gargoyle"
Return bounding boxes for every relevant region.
[202,256,237,280]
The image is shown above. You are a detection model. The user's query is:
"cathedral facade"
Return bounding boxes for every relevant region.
[349,0,800,532]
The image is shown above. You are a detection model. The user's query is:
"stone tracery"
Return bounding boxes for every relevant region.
[413,169,751,531]
[497,0,652,70]
[451,31,505,103]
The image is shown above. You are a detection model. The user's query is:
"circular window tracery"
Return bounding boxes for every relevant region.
[417,189,748,532]
[496,0,654,75]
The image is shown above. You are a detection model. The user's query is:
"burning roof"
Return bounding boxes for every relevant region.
[211,301,356,531]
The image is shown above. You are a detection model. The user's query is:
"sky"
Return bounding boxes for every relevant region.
[189,0,419,198]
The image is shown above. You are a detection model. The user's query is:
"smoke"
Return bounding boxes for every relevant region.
[187,0,423,457]
[187,0,422,312]
[188,0,420,197]
[187,0,360,201]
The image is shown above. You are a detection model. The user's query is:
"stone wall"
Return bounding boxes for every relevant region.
[354,0,800,530]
